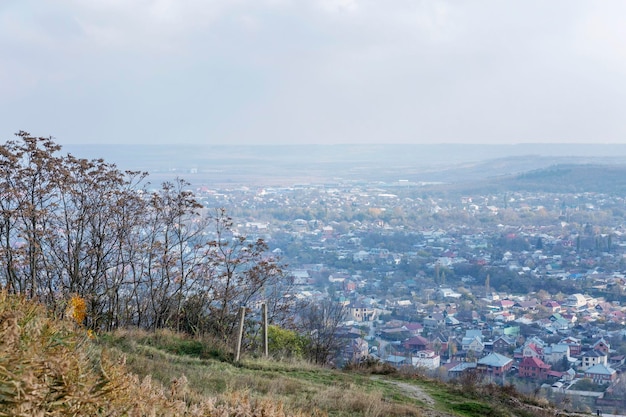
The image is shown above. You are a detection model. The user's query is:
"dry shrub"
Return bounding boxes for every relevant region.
[454,369,484,393]
[0,292,109,416]
[0,291,317,417]
[343,356,398,376]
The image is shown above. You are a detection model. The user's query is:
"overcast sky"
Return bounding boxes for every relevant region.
[1,1,626,146]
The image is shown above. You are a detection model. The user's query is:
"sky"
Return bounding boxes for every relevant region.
[2,1,626,146]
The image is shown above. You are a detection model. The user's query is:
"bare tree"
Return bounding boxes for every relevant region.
[202,208,285,342]
[0,132,63,302]
[0,139,23,294]
[298,298,347,365]
[0,131,291,341]
[139,179,204,329]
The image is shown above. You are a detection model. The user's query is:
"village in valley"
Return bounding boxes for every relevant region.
[192,177,626,413]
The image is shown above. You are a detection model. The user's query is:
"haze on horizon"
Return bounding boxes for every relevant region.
[2,1,626,147]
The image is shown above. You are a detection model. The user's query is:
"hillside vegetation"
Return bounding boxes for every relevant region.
[0,291,592,417]
[431,163,626,196]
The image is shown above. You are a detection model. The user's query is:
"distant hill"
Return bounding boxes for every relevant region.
[61,143,626,187]
[500,163,626,194]
[427,163,626,195]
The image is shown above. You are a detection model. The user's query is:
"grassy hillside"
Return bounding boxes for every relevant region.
[0,292,590,416]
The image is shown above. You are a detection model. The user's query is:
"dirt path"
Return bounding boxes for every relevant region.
[370,376,460,417]
[370,375,436,406]
[378,378,435,406]
[371,376,592,417]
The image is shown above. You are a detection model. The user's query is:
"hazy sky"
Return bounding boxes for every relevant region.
[2,1,626,146]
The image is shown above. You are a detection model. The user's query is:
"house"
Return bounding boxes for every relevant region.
[518,356,551,380]
[349,304,376,322]
[290,269,310,285]
[445,315,461,327]
[396,299,412,308]
[514,300,538,312]
[494,299,515,311]
[580,350,607,371]
[560,368,576,382]
[461,330,485,353]
[549,313,572,331]
[380,328,410,341]
[344,338,369,363]
[543,344,570,365]
[492,335,516,354]
[430,332,449,355]
[563,293,587,311]
[543,300,562,313]
[560,313,577,325]
[516,342,542,359]
[592,338,611,355]
[609,354,625,368]
[423,313,445,329]
[494,311,515,323]
[476,352,514,377]
[464,329,483,340]
[404,335,431,352]
[559,336,582,356]
[447,362,477,378]
[412,350,441,370]
[461,336,484,354]
[403,323,424,336]
[328,272,349,283]
[584,364,617,385]
[438,288,462,299]
[384,355,409,367]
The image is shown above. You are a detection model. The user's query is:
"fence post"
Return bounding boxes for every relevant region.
[235,306,246,362]
[262,303,269,358]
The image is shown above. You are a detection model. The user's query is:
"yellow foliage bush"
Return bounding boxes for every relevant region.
[67,294,87,325]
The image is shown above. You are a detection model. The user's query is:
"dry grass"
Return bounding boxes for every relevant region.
[104,329,429,417]
[0,291,314,416]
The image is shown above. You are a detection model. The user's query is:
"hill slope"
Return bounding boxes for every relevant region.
[0,292,588,416]
[102,329,589,417]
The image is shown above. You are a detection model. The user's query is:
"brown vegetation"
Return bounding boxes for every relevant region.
[0,132,289,346]
[0,290,313,416]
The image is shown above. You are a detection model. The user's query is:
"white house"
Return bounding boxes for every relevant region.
[580,350,607,371]
[412,350,441,370]
[439,288,462,299]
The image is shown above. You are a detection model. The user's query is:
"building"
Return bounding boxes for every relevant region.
[476,352,514,378]
[344,338,369,363]
[518,356,551,380]
[438,288,462,299]
[580,350,607,371]
[384,355,409,367]
[592,338,611,355]
[462,336,484,354]
[412,350,441,370]
[584,364,617,385]
[492,335,516,354]
[543,344,570,365]
[350,304,376,322]
[404,335,430,353]
[559,336,582,356]
[563,293,587,310]
[447,362,477,378]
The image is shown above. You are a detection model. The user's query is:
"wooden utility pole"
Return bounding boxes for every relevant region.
[262,303,269,358]
[235,306,246,362]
